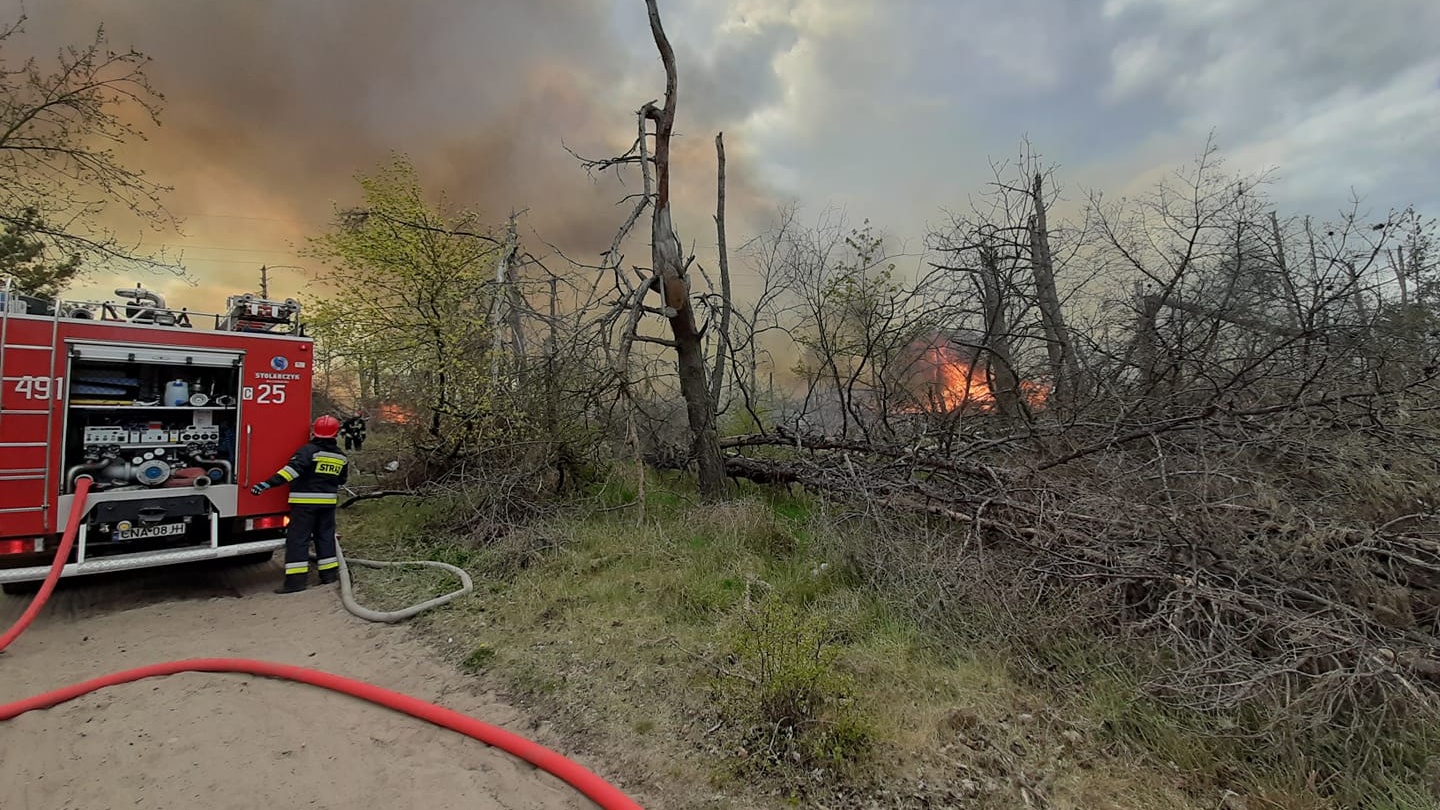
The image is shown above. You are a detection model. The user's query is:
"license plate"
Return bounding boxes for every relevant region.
[116,522,186,541]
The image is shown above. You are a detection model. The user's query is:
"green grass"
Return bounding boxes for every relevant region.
[339,478,1440,809]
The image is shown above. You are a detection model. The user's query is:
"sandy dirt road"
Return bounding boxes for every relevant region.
[0,557,600,810]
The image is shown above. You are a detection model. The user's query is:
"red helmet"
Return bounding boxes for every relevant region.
[312,414,341,438]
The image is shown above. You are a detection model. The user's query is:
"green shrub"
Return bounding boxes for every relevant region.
[719,597,873,774]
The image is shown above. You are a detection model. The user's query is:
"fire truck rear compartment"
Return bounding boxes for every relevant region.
[0,515,282,592]
[66,350,238,487]
[61,344,243,560]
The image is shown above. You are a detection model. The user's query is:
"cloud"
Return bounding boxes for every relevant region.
[1225,60,1440,217]
[1094,0,1440,213]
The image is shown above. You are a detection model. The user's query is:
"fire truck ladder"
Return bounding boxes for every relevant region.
[0,278,62,530]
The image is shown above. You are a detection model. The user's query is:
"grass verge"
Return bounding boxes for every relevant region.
[334,478,1430,809]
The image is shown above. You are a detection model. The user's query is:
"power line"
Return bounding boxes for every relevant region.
[170,212,324,225]
[163,244,301,254]
[172,256,306,266]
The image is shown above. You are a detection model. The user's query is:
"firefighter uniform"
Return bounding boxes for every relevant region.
[340,414,367,451]
[251,416,349,594]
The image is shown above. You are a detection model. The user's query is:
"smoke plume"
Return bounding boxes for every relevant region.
[11,0,780,308]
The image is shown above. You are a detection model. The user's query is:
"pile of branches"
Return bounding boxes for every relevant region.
[720,412,1440,747]
[342,437,573,544]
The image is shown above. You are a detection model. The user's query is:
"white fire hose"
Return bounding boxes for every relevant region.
[333,536,475,624]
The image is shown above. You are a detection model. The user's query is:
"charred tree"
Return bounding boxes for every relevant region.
[975,244,1024,418]
[1027,172,1080,406]
[642,0,726,499]
[709,132,733,410]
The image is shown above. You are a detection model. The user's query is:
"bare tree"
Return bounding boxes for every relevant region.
[1027,170,1082,405]
[726,207,964,443]
[972,241,1024,419]
[0,17,180,280]
[927,148,1078,422]
[567,0,727,498]
[709,132,733,411]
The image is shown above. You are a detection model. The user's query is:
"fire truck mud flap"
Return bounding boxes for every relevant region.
[0,538,283,584]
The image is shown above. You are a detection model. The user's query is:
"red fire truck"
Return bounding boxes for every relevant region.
[0,278,314,593]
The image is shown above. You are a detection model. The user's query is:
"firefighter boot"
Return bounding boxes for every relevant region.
[280,510,316,593]
[318,569,339,585]
[275,572,307,594]
[277,573,309,593]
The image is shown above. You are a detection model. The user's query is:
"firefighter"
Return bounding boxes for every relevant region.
[340,410,367,451]
[250,414,349,594]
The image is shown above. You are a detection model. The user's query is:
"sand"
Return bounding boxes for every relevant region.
[0,558,603,810]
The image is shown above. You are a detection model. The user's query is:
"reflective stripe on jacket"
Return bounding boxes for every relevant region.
[263,439,349,505]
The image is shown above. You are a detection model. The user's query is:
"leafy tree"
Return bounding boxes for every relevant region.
[302,156,509,455]
[785,221,912,434]
[0,206,80,297]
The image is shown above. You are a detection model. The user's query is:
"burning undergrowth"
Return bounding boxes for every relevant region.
[893,331,1051,416]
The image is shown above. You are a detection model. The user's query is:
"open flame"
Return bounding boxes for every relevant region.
[376,402,416,425]
[904,339,1050,414]
[923,344,990,412]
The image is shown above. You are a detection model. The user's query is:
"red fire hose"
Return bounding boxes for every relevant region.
[0,479,644,810]
[0,477,92,652]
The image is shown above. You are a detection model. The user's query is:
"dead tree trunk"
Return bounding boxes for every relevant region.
[1388,246,1410,307]
[1269,211,1304,330]
[976,245,1023,418]
[1132,282,1162,389]
[540,276,556,434]
[1027,173,1079,406]
[709,131,733,410]
[489,215,518,388]
[503,215,527,366]
[644,0,725,500]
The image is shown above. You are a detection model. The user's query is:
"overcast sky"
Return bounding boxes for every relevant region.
[13,0,1439,309]
[660,0,1440,240]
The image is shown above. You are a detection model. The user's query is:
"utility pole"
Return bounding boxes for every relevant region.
[259,265,269,298]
